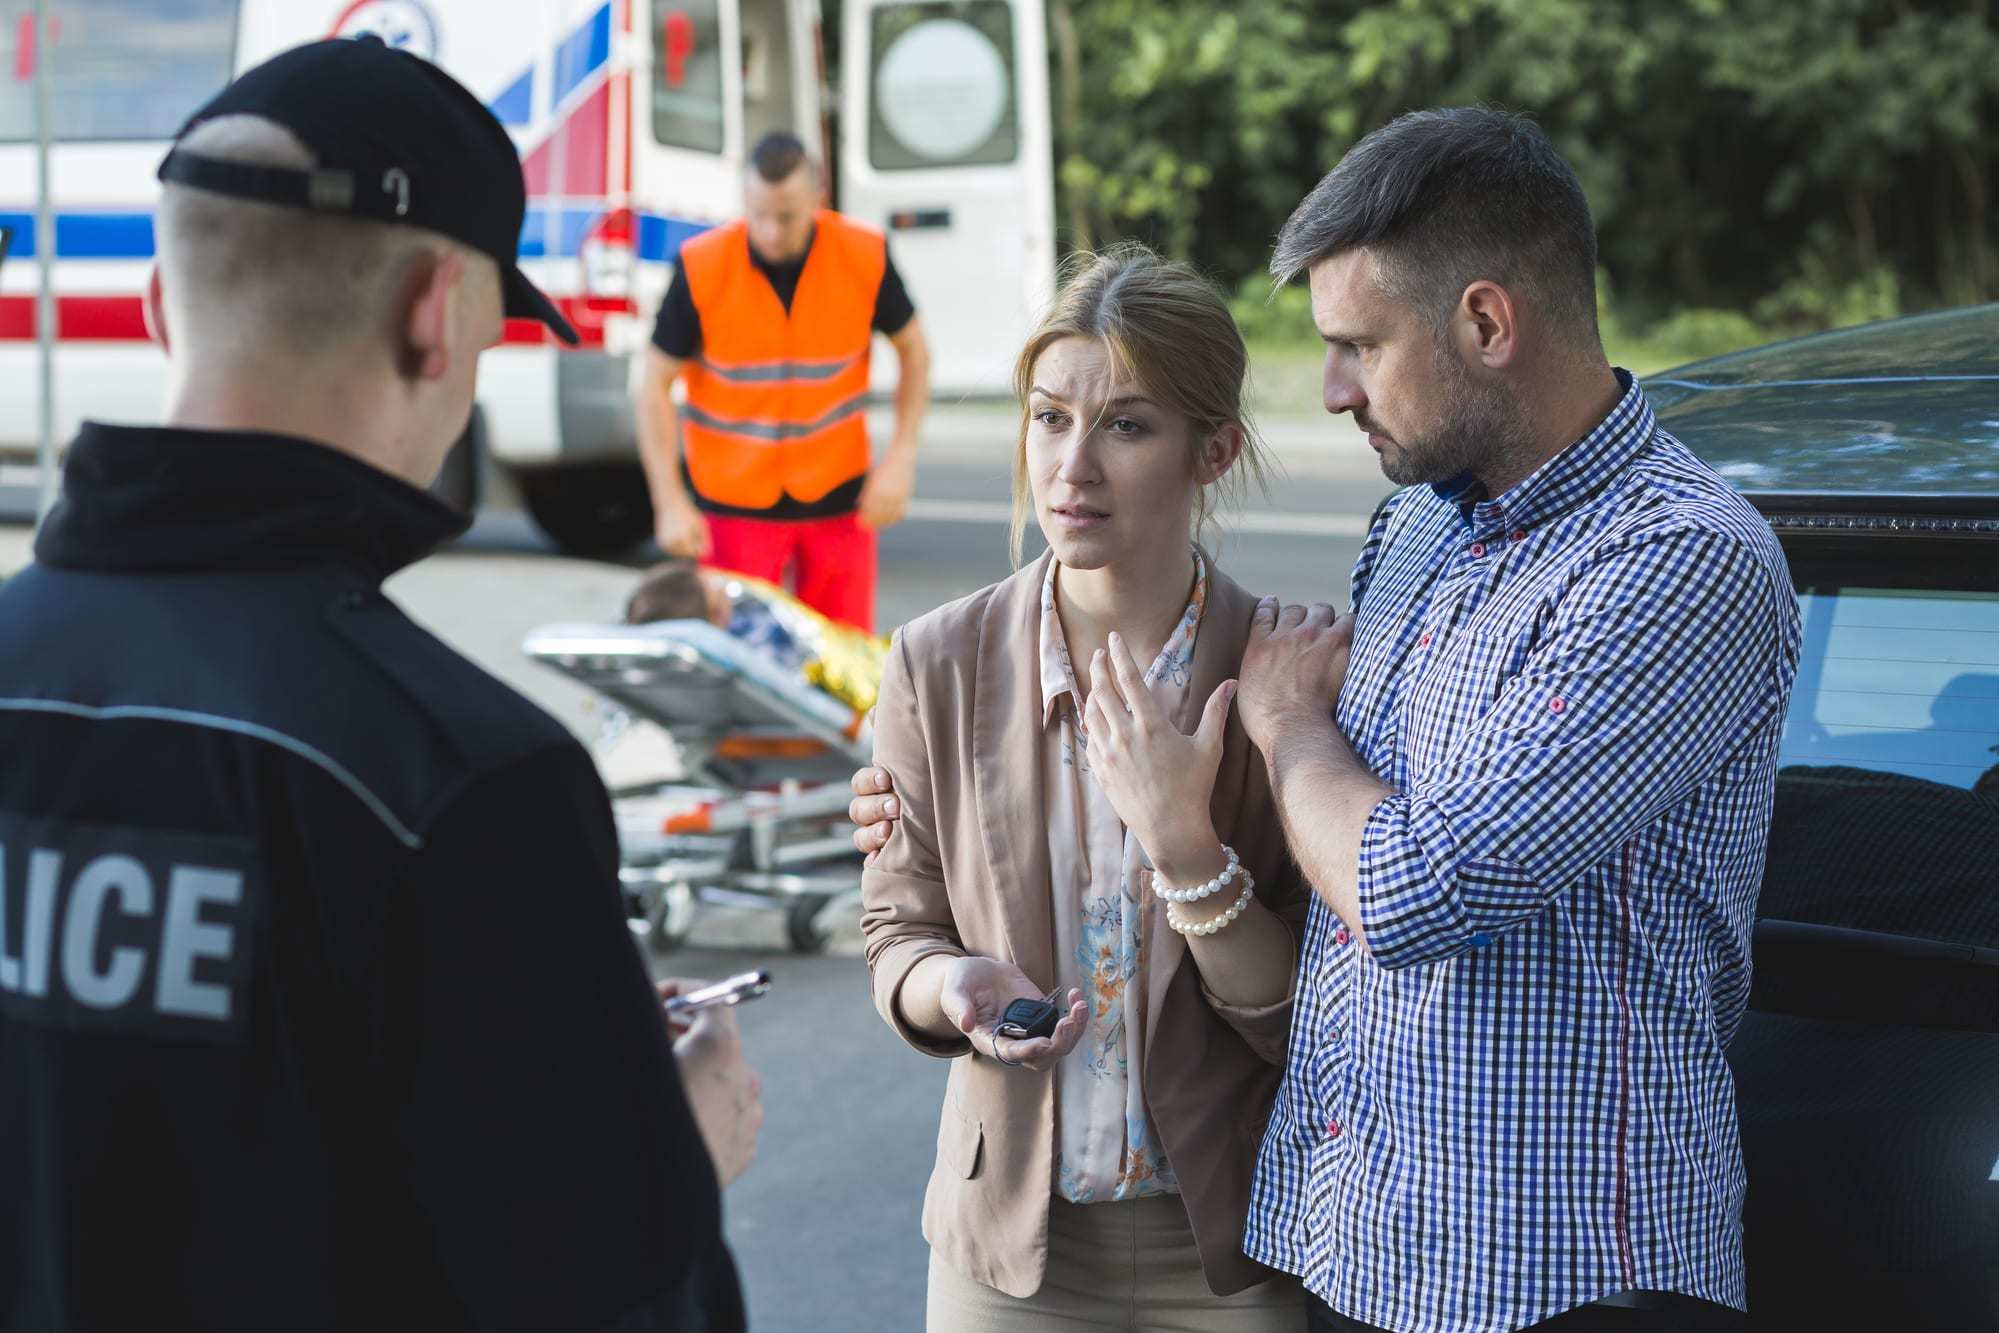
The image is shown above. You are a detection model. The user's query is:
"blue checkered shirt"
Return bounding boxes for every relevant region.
[1244,373,1801,1332]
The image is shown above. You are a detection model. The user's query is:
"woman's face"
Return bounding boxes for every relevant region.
[1025,336,1205,575]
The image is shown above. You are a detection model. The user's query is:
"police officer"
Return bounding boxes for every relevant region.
[0,38,753,1332]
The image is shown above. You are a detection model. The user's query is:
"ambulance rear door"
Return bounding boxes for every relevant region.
[0,0,242,473]
[836,0,1053,398]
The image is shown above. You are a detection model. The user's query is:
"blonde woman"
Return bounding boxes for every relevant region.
[859,246,1309,1329]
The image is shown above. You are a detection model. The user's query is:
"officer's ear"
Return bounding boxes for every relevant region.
[399,247,467,384]
[143,265,171,355]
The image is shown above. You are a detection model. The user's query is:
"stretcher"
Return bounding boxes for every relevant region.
[523,619,871,952]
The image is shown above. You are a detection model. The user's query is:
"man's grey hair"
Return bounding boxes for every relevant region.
[156,116,451,359]
[1272,107,1601,345]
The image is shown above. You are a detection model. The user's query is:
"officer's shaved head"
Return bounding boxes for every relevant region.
[155,115,475,360]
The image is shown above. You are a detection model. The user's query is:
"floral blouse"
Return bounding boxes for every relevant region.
[1037,549,1207,1203]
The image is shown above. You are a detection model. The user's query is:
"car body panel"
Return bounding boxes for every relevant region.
[1647,302,1999,499]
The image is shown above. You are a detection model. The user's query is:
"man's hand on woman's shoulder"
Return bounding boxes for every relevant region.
[1237,595,1354,753]
[850,766,899,861]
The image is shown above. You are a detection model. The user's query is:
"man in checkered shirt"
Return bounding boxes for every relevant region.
[1233,109,1801,1331]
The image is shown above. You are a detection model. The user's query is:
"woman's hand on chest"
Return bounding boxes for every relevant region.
[1082,632,1235,882]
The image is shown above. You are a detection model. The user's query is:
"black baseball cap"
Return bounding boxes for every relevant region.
[156,35,578,346]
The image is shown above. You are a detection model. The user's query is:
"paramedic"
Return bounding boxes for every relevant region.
[636,130,931,633]
[0,38,752,1332]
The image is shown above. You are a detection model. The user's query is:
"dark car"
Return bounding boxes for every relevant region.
[1645,303,1999,1328]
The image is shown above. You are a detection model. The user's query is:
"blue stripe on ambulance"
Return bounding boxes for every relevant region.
[0,212,154,260]
[0,209,705,263]
[490,65,535,126]
[551,4,613,108]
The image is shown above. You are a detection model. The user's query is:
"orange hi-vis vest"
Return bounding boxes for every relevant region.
[677,211,885,511]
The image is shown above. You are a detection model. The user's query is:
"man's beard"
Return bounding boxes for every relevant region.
[1367,344,1534,488]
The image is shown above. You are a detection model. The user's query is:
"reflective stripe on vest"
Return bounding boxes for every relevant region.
[692,352,862,385]
[678,212,883,510]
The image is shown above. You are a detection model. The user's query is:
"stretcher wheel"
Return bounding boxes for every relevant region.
[785,893,833,954]
[646,881,700,953]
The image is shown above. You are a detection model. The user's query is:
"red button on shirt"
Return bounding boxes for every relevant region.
[1550,696,1567,714]
[1468,542,1486,558]
[1326,1120,1343,1138]
[1510,528,1528,543]
[1334,927,1350,946]
[1418,632,1432,647]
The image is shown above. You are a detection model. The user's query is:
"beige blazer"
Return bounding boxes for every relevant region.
[860,553,1310,1299]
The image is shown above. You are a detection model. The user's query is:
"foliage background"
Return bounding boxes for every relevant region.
[1032,0,1997,387]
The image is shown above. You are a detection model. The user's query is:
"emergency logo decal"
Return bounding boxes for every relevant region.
[329,0,441,62]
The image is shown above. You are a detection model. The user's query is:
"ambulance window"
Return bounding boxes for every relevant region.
[869,1,1018,170]
[0,0,239,142]
[652,0,725,153]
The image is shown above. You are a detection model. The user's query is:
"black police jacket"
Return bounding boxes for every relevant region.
[0,423,744,1333]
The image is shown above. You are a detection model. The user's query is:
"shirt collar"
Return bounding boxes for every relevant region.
[1430,472,1482,526]
[1038,548,1208,728]
[1467,368,1653,537]
[33,421,468,582]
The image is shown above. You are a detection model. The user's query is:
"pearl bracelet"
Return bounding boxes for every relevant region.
[1167,872,1255,937]
[1156,845,1241,903]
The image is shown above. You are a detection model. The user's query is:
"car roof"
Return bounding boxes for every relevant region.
[1643,303,1999,504]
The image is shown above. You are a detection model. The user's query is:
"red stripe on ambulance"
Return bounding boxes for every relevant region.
[0,295,150,341]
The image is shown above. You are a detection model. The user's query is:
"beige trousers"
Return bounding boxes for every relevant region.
[925,1193,1306,1332]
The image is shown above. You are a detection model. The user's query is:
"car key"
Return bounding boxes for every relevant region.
[995,985,1066,1040]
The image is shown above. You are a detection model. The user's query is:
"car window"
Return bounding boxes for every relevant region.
[1782,587,1999,789]
[0,0,239,143]
[1760,573,1999,946]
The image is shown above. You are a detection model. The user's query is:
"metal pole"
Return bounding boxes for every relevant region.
[31,0,58,526]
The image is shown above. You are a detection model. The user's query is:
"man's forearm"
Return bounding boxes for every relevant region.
[1263,709,1393,946]
[635,377,690,509]
[887,341,930,458]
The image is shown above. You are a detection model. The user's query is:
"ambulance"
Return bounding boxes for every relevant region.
[0,0,1054,552]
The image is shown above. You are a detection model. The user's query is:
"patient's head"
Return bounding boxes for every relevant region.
[1008,242,1270,570]
[625,560,731,626]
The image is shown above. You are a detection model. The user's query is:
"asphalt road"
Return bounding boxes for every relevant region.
[0,407,1391,1331]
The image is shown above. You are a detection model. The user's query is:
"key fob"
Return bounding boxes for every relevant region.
[995,996,1060,1040]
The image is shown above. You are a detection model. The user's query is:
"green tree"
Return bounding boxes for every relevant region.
[1046,0,1999,330]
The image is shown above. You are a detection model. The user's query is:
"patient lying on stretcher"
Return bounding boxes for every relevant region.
[624,560,888,715]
